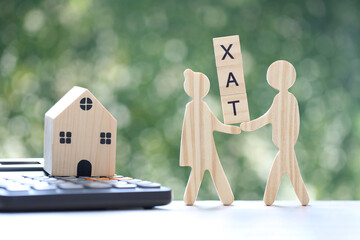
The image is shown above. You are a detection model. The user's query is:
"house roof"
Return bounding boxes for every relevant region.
[45,86,115,121]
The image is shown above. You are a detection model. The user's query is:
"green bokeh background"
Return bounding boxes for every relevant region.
[0,0,359,200]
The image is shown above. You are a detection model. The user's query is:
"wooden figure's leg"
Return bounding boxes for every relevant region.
[263,152,283,206]
[288,151,310,206]
[184,169,204,206]
[210,159,234,206]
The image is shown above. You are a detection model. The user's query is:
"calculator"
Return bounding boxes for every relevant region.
[0,158,172,211]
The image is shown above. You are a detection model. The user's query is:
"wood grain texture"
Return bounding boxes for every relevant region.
[44,86,117,176]
[213,35,250,124]
[221,93,250,124]
[213,35,242,67]
[240,60,310,206]
[180,69,241,206]
[216,66,246,95]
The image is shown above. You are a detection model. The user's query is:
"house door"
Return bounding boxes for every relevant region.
[77,160,92,177]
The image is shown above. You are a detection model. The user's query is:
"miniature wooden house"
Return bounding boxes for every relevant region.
[44,86,117,176]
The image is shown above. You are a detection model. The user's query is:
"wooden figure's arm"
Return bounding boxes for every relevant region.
[213,115,241,134]
[241,95,277,132]
[240,111,270,132]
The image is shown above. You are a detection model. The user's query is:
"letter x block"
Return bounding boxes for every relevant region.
[213,35,250,124]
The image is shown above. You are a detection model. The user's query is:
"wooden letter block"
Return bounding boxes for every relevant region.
[217,66,246,96]
[213,36,242,67]
[221,93,250,124]
[213,35,250,124]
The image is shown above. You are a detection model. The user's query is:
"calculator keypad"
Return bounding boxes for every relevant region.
[0,175,162,194]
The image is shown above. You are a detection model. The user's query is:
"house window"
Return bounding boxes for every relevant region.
[59,131,72,144]
[100,132,111,145]
[80,97,93,111]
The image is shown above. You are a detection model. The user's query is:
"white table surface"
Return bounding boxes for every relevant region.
[1,200,359,240]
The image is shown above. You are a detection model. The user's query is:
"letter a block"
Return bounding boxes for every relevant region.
[213,35,250,124]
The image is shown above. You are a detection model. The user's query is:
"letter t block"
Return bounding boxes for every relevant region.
[213,35,250,124]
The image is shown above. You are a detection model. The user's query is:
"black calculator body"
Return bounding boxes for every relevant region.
[0,158,172,211]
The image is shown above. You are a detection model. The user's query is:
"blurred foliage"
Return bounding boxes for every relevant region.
[0,0,359,201]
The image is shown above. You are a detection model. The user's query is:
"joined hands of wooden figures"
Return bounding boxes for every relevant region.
[180,69,241,206]
[240,60,310,206]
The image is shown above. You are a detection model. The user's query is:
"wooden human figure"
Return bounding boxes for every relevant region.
[240,60,310,206]
[180,69,241,206]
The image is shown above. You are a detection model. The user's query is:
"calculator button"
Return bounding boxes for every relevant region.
[127,179,142,184]
[6,177,23,182]
[32,183,57,191]
[42,179,65,184]
[24,180,43,186]
[112,181,127,185]
[97,180,119,184]
[15,178,36,185]
[52,180,67,184]
[83,182,111,189]
[6,184,30,191]
[137,181,151,185]
[58,183,84,190]
[0,179,11,188]
[113,183,136,189]
[136,182,161,188]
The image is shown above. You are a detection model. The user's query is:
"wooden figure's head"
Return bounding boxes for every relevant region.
[183,69,210,100]
[267,60,296,91]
